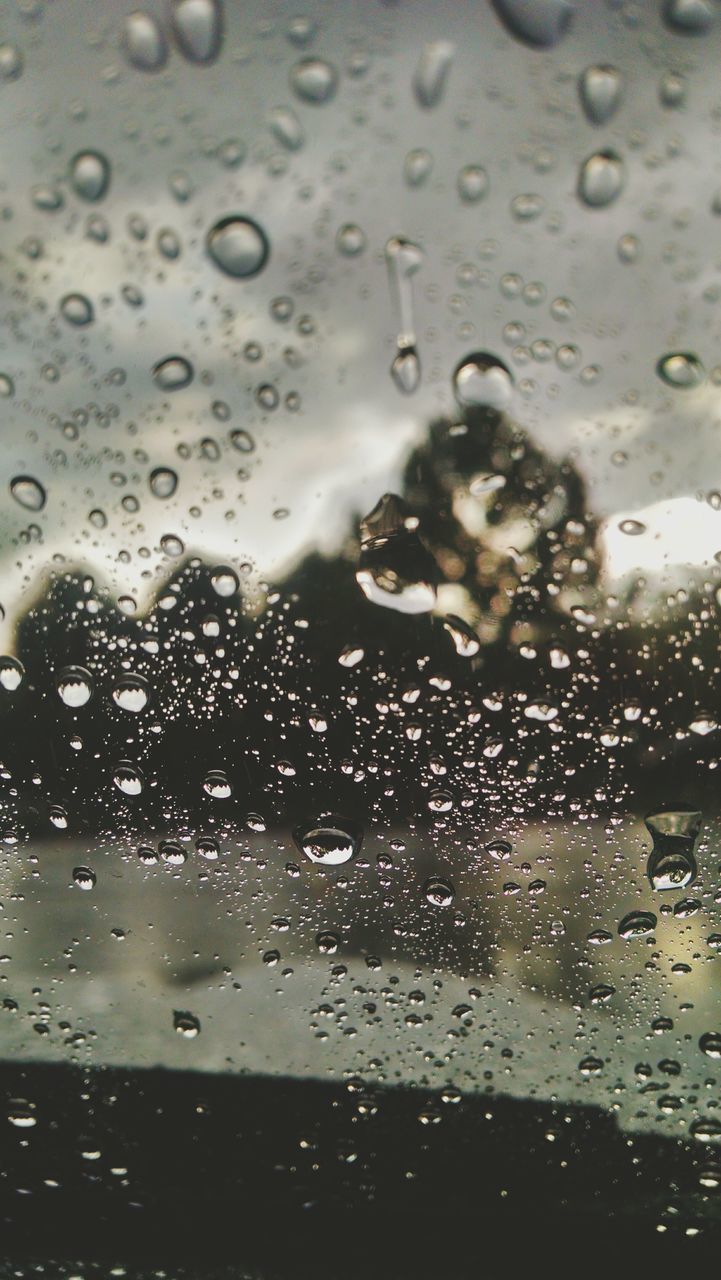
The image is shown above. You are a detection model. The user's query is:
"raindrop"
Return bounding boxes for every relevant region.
[153,356,194,391]
[700,1032,721,1059]
[356,493,436,614]
[442,615,480,657]
[646,803,700,891]
[662,0,713,36]
[391,345,421,394]
[203,769,232,799]
[293,818,363,866]
[57,666,93,708]
[316,930,339,954]
[210,565,238,597]
[404,149,433,187]
[268,105,304,150]
[174,1010,201,1037]
[10,476,46,512]
[230,429,255,453]
[618,910,657,940]
[619,519,645,536]
[656,352,704,388]
[290,57,338,104]
[160,533,184,557]
[413,41,455,109]
[453,351,513,411]
[196,836,219,860]
[490,0,575,48]
[112,674,149,713]
[0,657,24,692]
[0,44,23,81]
[113,761,144,796]
[60,293,94,326]
[69,151,110,202]
[336,223,366,256]
[206,215,270,278]
[149,466,178,498]
[73,866,96,891]
[578,65,623,125]
[170,0,223,64]
[160,840,186,865]
[423,876,455,906]
[122,11,168,71]
[457,164,489,204]
[578,150,625,208]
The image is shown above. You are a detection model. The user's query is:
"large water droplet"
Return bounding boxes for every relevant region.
[112,674,149,713]
[122,11,168,71]
[656,352,705,388]
[645,803,701,891]
[578,65,623,125]
[413,41,455,109]
[73,866,96,891]
[60,293,94,326]
[293,818,363,866]
[70,150,110,202]
[663,0,714,35]
[424,876,455,906]
[10,476,46,512]
[700,1032,721,1059]
[618,910,657,940]
[113,761,144,796]
[153,356,194,391]
[356,494,437,615]
[174,1010,201,1037]
[57,666,93,708]
[0,657,24,692]
[491,0,575,48]
[453,352,513,411]
[203,768,232,799]
[206,215,270,278]
[149,466,178,498]
[210,565,238,597]
[578,150,625,207]
[170,0,223,64]
[290,57,338,104]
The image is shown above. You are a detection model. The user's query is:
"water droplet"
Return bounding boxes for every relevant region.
[153,356,194,391]
[0,44,23,81]
[122,11,168,71]
[336,223,366,256]
[424,876,455,906]
[491,0,575,48]
[457,164,489,204]
[578,150,625,208]
[230,428,255,453]
[404,149,433,187]
[268,105,304,150]
[646,803,700,891]
[170,0,223,64]
[413,41,455,109]
[0,657,24,692]
[8,1100,36,1128]
[618,910,657,940]
[589,984,615,1005]
[149,466,178,498]
[442,615,480,657]
[210,565,238,597]
[663,0,714,36]
[660,70,687,107]
[73,866,96,891]
[316,930,339,954]
[196,836,219,860]
[0,374,14,398]
[60,293,94,326]
[656,352,704,388]
[453,351,513,411]
[391,344,421,394]
[206,215,270,278]
[174,1010,201,1037]
[113,761,143,796]
[356,493,436,614]
[290,57,338,104]
[691,1117,721,1143]
[293,818,363,866]
[619,519,645,536]
[700,1032,721,1059]
[10,475,46,512]
[203,769,232,799]
[57,666,93,708]
[69,151,110,202]
[112,674,149,713]
[578,65,623,125]
[160,533,184,557]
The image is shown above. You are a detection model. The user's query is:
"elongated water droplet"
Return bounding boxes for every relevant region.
[442,615,480,657]
[618,910,657,940]
[391,344,421,394]
[206,215,269,278]
[293,818,363,865]
[491,0,575,48]
[578,150,624,207]
[10,476,46,512]
[268,105,304,150]
[122,11,168,71]
[578,65,623,125]
[170,0,223,64]
[645,803,700,891]
[70,150,110,202]
[413,41,455,109]
[357,493,437,614]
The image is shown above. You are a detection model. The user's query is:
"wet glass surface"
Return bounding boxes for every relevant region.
[2,0,721,1264]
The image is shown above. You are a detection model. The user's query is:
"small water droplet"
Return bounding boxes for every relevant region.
[457,164,489,204]
[290,57,338,104]
[203,769,232,799]
[210,565,238,597]
[149,466,178,498]
[404,149,433,188]
[174,1010,201,1037]
[60,293,94,326]
[413,41,455,109]
[293,818,363,866]
[122,11,168,71]
[268,104,304,150]
[113,761,144,796]
[170,0,223,64]
[112,674,149,713]
[578,65,623,124]
[423,876,455,906]
[57,666,93,708]
[391,344,421,394]
[73,866,96,891]
[153,356,194,390]
[0,657,24,692]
